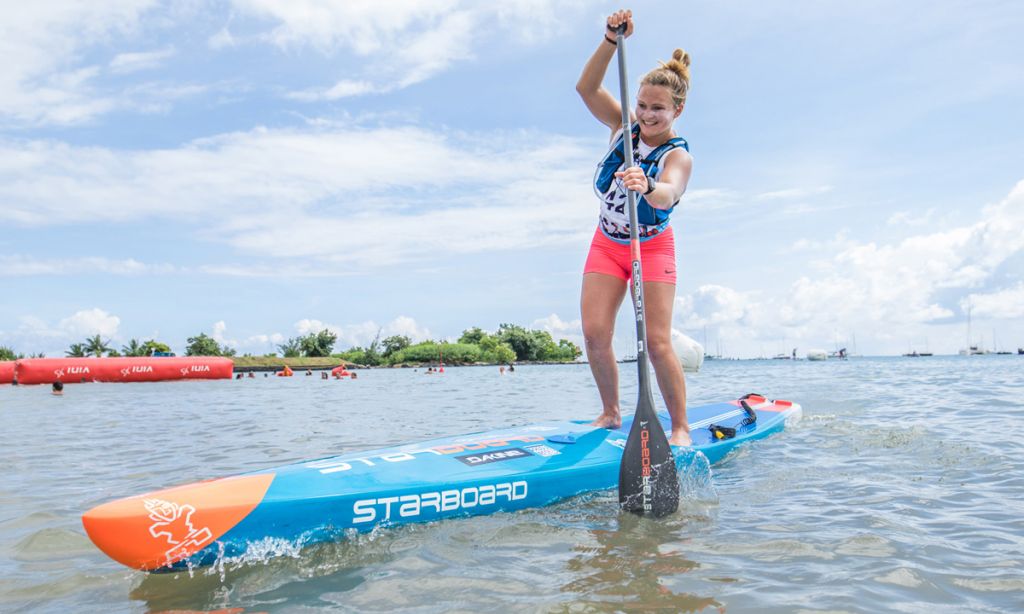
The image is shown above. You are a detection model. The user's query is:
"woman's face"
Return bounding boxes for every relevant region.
[635,85,682,137]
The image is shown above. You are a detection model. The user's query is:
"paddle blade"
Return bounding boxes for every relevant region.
[618,396,679,517]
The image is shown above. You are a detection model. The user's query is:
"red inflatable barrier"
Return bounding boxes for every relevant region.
[0,361,14,384]
[13,357,234,385]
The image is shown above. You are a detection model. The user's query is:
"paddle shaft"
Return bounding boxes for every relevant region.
[613,25,678,517]
[613,28,656,413]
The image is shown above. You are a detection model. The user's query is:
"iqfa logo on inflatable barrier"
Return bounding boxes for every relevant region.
[120,365,154,377]
[53,366,90,378]
[179,365,211,376]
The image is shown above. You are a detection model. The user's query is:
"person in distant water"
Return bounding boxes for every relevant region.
[247,371,255,378]
[236,373,243,379]
[500,366,506,375]
[52,381,63,396]
[350,372,358,380]
[508,364,515,373]
[321,371,328,379]
[576,9,693,446]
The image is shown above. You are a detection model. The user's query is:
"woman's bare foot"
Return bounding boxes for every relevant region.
[669,429,692,447]
[591,411,622,429]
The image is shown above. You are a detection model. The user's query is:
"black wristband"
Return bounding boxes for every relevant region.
[644,176,656,195]
[604,34,617,46]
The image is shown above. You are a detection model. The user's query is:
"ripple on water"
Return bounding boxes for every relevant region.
[13,527,96,562]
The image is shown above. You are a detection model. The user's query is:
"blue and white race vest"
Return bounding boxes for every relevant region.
[593,122,689,243]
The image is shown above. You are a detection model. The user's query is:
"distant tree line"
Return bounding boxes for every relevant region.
[4,323,581,366]
[333,323,581,366]
[0,346,43,360]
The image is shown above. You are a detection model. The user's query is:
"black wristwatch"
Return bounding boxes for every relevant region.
[644,176,656,195]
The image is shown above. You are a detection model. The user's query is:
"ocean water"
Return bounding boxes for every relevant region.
[1,356,1022,613]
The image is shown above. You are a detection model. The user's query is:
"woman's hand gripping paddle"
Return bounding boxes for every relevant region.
[611,22,680,517]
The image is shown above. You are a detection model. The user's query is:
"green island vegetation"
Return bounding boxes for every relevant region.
[62,336,175,358]
[2,325,582,369]
[0,346,43,360]
[250,324,581,368]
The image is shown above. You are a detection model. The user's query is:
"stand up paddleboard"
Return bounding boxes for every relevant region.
[82,395,800,572]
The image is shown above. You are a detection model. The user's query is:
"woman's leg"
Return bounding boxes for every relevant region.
[582,272,628,428]
[643,280,691,446]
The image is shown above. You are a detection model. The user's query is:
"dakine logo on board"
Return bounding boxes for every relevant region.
[455,447,533,466]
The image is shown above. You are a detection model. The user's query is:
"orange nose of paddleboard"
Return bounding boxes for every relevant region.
[82,473,274,571]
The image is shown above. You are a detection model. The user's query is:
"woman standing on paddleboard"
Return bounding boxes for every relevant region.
[576,9,693,446]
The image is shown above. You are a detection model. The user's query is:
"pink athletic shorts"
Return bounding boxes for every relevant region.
[583,226,677,284]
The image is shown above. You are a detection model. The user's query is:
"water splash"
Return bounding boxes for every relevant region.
[676,448,717,505]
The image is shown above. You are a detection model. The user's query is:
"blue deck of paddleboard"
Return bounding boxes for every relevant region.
[171,399,800,569]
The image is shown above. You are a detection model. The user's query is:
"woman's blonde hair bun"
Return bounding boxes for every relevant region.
[642,48,691,106]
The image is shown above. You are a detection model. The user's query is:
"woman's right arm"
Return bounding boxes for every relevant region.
[576,10,634,132]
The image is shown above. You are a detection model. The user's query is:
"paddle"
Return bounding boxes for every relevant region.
[613,22,680,517]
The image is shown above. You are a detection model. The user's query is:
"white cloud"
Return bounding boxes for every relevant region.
[0,0,157,125]
[677,188,742,213]
[963,284,1024,320]
[59,308,121,338]
[203,321,290,354]
[674,180,1024,355]
[0,0,586,124]
[287,79,379,102]
[531,313,583,348]
[385,316,432,342]
[675,285,752,329]
[196,263,364,277]
[109,47,176,74]
[755,186,833,201]
[292,315,432,349]
[246,332,286,347]
[230,0,581,98]
[0,309,122,356]
[208,26,236,50]
[0,124,597,267]
[789,231,856,253]
[0,255,176,276]
[887,208,937,227]
[211,320,236,348]
[294,318,333,337]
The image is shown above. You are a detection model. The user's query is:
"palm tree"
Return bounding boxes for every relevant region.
[84,334,112,357]
[66,343,88,357]
[122,338,146,357]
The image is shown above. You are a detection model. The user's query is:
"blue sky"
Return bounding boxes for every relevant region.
[1,0,1023,358]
